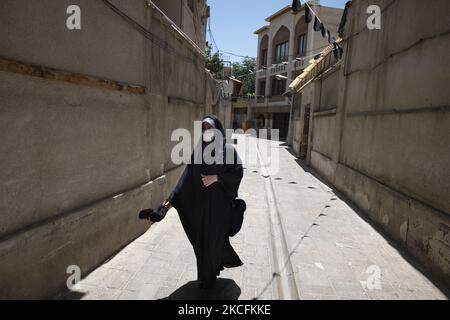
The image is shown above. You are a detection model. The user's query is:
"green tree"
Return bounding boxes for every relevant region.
[231,57,256,97]
[206,44,224,79]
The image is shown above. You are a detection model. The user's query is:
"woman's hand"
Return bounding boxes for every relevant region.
[201,175,218,187]
[162,200,172,210]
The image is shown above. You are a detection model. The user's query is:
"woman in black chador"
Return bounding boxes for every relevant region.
[161,116,244,290]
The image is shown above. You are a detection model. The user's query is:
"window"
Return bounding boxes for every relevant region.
[274,41,289,63]
[261,49,268,67]
[298,34,307,56]
[260,80,266,96]
[271,78,286,96]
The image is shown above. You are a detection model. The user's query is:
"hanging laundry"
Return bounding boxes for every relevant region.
[292,0,300,12]
[320,24,326,38]
[314,16,321,31]
[333,42,344,59]
[338,1,352,38]
[333,43,339,59]
[305,4,313,23]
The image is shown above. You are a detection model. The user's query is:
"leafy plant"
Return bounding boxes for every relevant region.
[231,57,256,97]
[206,44,224,78]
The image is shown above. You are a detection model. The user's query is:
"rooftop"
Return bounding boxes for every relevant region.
[253,25,270,35]
[264,5,293,22]
[254,3,344,35]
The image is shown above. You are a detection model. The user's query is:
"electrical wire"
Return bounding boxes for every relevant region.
[217,36,331,63]
[302,0,323,23]
[207,16,220,52]
[301,0,338,43]
[219,50,256,59]
[208,3,335,62]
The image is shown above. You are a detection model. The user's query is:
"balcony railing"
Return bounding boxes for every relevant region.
[253,95,290,106]
[268,96,288,103]
[256,96,266,104]
[257,61,291,79]
[256,69,267,78]
[269,63,287,76]
[294,58,306,69]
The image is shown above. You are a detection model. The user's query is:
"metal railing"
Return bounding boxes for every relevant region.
[269,63,287,75]
[294,58,306,69]
[256,69,267,78]
[256,61,289,79]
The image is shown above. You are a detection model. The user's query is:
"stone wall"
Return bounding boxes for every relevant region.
[295,0,450,287]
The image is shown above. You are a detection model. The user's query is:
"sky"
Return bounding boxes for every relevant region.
[207,0,348,62]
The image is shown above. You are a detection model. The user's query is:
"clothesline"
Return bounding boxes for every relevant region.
[303,0,322,23]
[294,0,338,44]
[297,0,345,59]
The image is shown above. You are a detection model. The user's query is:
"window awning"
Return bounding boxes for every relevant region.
[288,38,343,93]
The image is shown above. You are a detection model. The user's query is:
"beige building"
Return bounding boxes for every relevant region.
[252,1,343,140]
[0,0,219,299]
[289,0,450,288]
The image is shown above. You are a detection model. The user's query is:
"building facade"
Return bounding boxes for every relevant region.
[252,1,343,140]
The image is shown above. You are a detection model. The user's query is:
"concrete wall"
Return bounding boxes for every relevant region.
[298,0,450,287]
[152,0,208,50]
[211,95,232,131]
[0,0,216,299]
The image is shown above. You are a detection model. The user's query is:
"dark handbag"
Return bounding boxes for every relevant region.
[229,198,247,237]
[138,205,168,223]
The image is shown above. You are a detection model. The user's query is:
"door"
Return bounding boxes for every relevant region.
[300,105,310,160]
[272,113,290,141]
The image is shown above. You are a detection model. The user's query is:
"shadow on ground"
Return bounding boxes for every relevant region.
[285,144,450,298]
[55,289,86,300]
[161,278,241,300]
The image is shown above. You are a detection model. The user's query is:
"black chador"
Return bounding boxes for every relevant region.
[168,116,244,289]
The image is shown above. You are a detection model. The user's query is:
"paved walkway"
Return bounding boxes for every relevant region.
[59,136,448,300]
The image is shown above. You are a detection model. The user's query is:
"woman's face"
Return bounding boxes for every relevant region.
[202,122,214,131]
[202,122,215,143]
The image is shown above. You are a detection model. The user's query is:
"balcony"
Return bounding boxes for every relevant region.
[256,96,266,104]
[257,62,291,80]
[253,95,290,106]
[256,69,267,79]
[269,63,287,76]
[294,58,306,69]
[268,95,287,103]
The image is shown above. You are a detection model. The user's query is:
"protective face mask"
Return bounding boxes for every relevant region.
[203,129,215,142]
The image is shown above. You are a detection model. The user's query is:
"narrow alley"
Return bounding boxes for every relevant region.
[1,0,450,305]
[58,136,448,300]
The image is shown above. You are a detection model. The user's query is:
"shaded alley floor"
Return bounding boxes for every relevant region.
[58,136,448,300]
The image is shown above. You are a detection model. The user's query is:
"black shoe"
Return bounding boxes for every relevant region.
[138,206,168,223]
